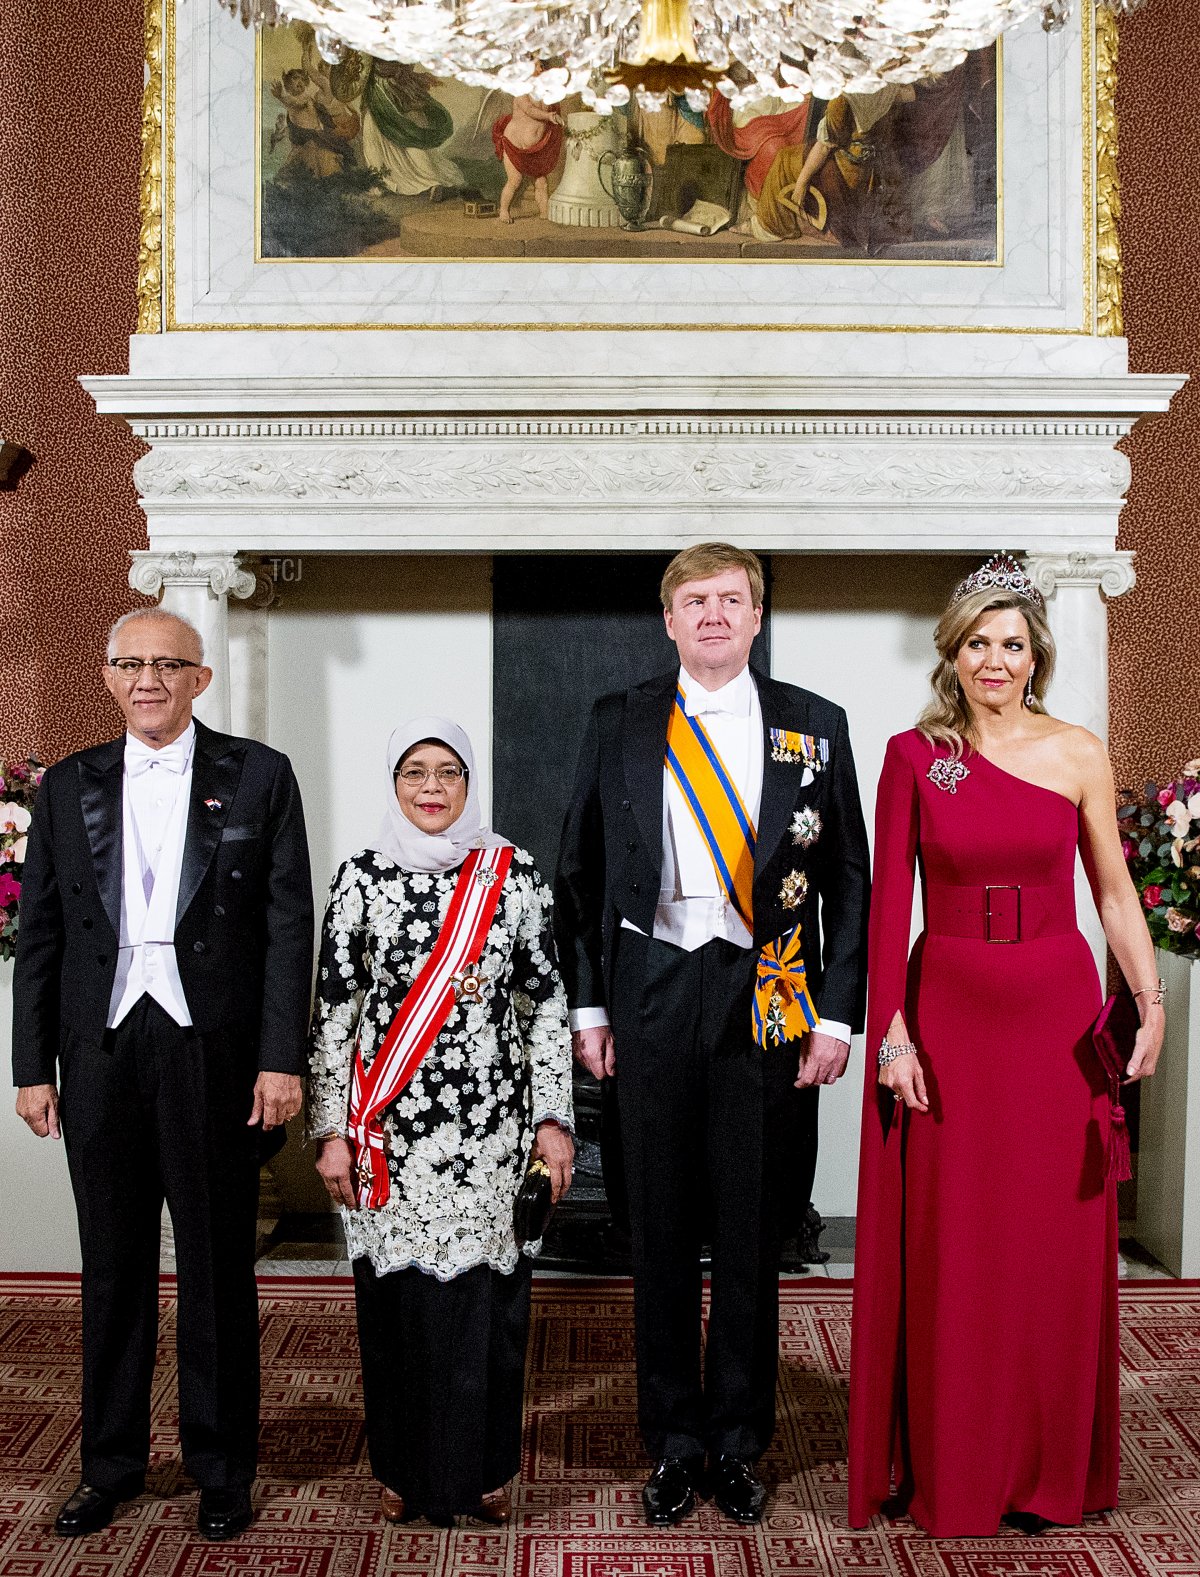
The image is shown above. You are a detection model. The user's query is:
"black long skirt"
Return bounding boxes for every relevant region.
[352,1254,532,1519]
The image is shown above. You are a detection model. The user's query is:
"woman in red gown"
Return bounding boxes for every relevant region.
[849,555,1165,1538]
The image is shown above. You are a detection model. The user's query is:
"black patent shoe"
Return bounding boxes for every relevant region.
[197,1486,254,1540]
[1004,1511,1051,1537]
[54,1482,121,1537]
[643,1457,702,1526]
[710,1455,767,1524]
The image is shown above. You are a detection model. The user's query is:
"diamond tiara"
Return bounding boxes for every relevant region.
[949,553,1045,610]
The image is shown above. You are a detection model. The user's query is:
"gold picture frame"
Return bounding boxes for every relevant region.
[139,0,1117,335]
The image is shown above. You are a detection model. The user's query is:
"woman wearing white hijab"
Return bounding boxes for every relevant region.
[307,718,574,1527]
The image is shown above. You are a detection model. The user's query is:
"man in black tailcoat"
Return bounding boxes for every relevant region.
[12,607,313,1541]
[554,543,869,1526]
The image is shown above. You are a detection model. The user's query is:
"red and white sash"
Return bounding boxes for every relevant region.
[348,845,513,1210]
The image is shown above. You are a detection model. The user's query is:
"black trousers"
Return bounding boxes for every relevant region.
[353,1256,532,1518]
[59,997,262,1492]
[611,929,803,1464]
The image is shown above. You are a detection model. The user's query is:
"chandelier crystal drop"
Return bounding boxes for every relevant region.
[219,0,1148,112]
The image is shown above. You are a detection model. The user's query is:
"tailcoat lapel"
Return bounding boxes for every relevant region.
[176,722,246,927]
[622,674,675,874]
[753,672,809,879]
[78,739,125,940]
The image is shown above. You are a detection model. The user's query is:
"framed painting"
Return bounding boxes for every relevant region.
[157,0,1106,331]
[257,24,999,265]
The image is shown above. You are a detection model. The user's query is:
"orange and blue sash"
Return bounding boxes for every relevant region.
[664,687,757,927]
[753,922,819,1049]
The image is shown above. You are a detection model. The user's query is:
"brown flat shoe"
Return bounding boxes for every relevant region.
[379,1486,406,1523]
[473,1486,511,1525]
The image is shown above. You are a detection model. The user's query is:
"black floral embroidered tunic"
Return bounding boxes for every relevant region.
[307,847,573,1281]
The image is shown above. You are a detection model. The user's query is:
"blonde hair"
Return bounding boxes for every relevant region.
[660,543,765,611]
[917,589,1056,758]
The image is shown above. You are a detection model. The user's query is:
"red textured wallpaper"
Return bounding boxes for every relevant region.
[0,5,1194,772]
[1111,0,1200,786]
[0,0,147,762]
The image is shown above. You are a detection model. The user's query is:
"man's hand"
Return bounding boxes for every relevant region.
[16,1084,61,1139]
[314,1136,358,1209]
[572,1026,615,1080]
[248,1072,303,1131]
[794,1031,850,1089]
[533,1120,575,1203]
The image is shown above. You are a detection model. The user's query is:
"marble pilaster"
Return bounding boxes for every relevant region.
[128,550,256,731]
[1024,549,1138,970]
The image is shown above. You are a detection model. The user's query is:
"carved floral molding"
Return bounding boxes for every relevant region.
[134,439,1130,508]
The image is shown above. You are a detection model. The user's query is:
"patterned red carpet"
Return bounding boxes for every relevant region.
[3,1274,1200,1574]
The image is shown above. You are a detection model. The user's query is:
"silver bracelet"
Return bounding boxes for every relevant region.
[878,1037,918,1068]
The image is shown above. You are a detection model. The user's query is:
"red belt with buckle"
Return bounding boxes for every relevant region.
[924,881,1076,944]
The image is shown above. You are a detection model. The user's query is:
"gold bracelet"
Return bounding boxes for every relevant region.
[1133,978,1167,1007]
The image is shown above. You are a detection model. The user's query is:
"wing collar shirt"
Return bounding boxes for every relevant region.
[569,667,849,1045]
[107,723,197,1029]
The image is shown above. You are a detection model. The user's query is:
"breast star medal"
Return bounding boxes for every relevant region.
[790,807,822,848]
[451,969,488,1002]
[927,758,971,795]
[779,870,809,910]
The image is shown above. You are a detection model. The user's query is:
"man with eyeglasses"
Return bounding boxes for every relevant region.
[12,607,313,1541]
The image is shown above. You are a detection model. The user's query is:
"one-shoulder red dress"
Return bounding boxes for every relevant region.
[848,729,1118,1537]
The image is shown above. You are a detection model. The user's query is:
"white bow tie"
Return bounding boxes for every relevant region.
[686,692,740,718]
[125,736,190,776]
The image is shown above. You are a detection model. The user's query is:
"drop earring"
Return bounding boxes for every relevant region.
[1024,670,1035,707]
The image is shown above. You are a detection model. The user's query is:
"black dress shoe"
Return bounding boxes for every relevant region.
[710,1456,767,1524]
[197,1487,254,1541]
[643,1458,702,1526]
[54,1482,120,1537]
[1004,1511,1051,1537]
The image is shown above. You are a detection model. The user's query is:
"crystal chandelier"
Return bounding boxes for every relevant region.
[221,0,1149,111]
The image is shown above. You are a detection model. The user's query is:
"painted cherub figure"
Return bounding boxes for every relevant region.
[491,67,565,223]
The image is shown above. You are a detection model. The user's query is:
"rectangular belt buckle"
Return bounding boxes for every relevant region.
[984,885,1021,943]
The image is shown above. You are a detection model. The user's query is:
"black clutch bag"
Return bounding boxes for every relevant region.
[513,1156,554,1247]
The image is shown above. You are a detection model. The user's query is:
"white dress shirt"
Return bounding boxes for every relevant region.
[107,724,196,1029]
[570,668,850,1046]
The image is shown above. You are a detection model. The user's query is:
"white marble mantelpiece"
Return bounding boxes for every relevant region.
[83,330,1184,557]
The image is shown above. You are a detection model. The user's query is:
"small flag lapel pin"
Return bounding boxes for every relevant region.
[204,798,222,810]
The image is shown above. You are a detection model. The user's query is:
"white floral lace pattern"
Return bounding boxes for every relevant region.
[307,847,574,1281]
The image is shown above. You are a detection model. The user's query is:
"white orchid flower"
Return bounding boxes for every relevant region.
[1165,800,1192,839]
[0,802,31,836]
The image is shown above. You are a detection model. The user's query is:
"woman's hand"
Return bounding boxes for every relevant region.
[1124,1007,1165,1083]
[315,1136,359,1209]
[878,1051,929,1113]
[533,1121,574,1203]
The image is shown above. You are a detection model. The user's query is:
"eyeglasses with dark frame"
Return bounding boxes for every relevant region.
[395,765,467,786]
[107,658,203,677]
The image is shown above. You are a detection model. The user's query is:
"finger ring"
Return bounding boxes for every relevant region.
[893,1093,903,1102]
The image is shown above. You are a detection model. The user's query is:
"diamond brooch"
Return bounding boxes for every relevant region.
[927,758,971,795]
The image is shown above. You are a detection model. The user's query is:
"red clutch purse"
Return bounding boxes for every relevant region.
[1092,990,1138,1183]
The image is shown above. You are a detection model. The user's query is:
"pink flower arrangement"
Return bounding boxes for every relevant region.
[0,757,42,963]
[1118,760,1200,961]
